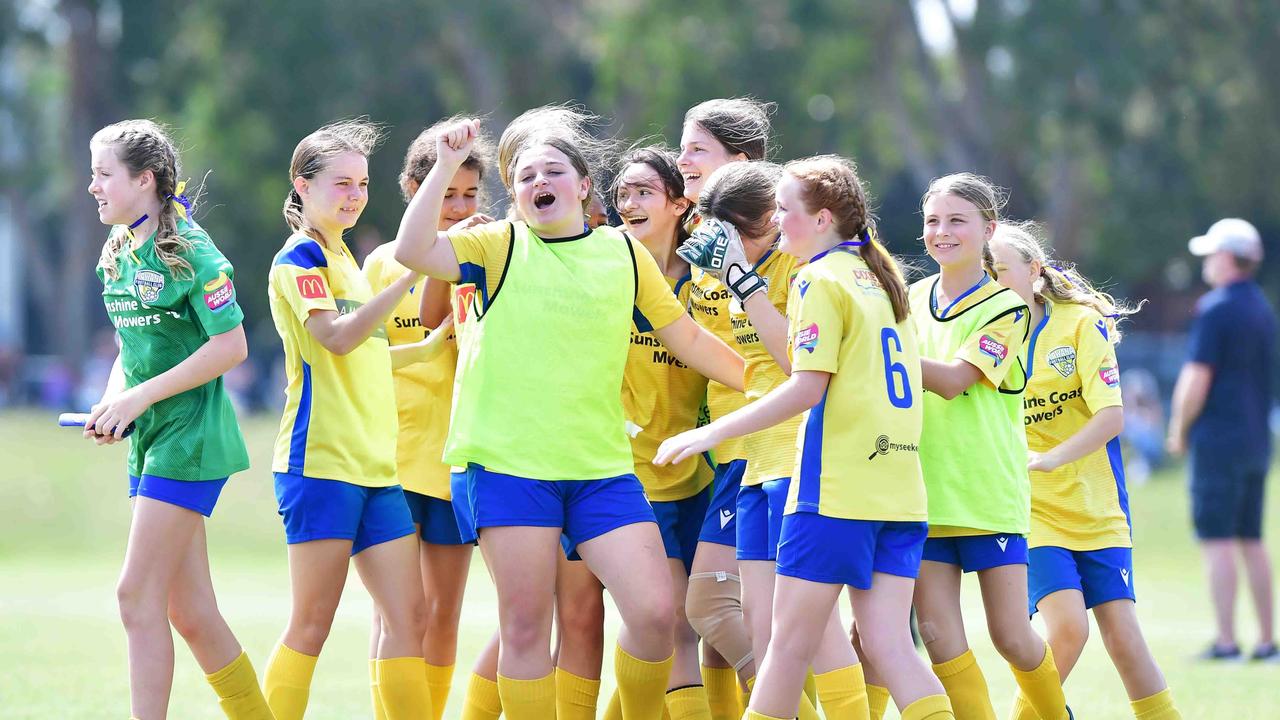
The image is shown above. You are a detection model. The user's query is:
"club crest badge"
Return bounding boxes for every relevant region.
[133,269,165,304]
[1047,346,1076,378]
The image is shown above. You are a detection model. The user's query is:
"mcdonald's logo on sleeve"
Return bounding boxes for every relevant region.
[454,283,477,323]
[296,274,328,299]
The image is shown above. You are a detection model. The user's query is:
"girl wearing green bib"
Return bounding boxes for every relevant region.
[85,120,270,720]
[908,174,1072,720]
[394,110,745,720]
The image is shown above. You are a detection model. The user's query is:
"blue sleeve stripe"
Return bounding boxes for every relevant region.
[1106,437,1132,535]
[287,361,313,474]
[274,238,328,269]
[633,307,655,333]
[794,387,828,509]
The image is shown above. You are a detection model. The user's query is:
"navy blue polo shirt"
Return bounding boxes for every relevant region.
[1187,280,1276,461]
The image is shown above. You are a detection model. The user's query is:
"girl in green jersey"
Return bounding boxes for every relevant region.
[395,109,744,720]
[903,173,1071,720]
[85,120,271,720]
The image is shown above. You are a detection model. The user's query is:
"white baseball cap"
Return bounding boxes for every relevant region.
[1189,218,1264,262]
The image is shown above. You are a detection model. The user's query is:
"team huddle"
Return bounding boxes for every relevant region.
[83,98,1182,720]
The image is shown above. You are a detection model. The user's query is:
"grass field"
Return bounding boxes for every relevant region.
[1,409,1277,718]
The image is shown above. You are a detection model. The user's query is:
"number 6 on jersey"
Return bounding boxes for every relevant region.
[881,327,913,408]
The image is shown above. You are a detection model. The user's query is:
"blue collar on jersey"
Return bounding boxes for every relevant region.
[1025,299,1051,377]
[810,238,866,263]
[931,272,991,318]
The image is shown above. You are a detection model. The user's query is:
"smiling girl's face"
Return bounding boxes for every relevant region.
[922,192,994,271]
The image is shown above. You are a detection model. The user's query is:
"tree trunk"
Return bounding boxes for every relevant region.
[57,0,114,365]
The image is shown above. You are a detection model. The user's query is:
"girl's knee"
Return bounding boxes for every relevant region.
[1046,611,1090,653]
[989,622,1041,665]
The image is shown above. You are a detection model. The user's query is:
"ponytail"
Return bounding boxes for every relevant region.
[785,155,912,322]
[992,221,1142,342]
[859,229,911,323]
[283,188,305,233]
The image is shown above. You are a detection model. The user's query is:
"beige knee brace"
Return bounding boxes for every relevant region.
[685,571,754,672]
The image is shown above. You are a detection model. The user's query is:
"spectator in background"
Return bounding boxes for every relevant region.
[1120,368,1165,485]
[1167,218,1277,662]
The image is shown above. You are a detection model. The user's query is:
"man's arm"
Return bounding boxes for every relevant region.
[1167,361,1213,455]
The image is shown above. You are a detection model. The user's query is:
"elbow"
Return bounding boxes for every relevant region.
[392,245,420,273]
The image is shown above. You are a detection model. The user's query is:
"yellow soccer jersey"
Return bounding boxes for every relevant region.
[732,249,804,485]
[909,273,1031,535]
[268,234,397,487]
[1024,300,1130,550]
[363,242,459,500]
[786,249,926,521]
[624,272,713,501]
[689,268,748,463]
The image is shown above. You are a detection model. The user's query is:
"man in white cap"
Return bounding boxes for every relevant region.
[1168,218,1276,661]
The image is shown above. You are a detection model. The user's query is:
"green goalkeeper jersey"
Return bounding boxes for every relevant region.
[96,220,249,481]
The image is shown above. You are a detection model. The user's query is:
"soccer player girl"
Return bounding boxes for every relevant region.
[908,173,1071,720]
[85,119,272,720]
[361,117,496,720]
[989,224,1182,720]
[676,97,777,719]
[658,155,959,720]
[392,109,745,720]
[686,160,881,720]
[264,120,439,720]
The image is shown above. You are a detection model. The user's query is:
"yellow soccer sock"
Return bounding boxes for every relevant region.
[667,685,714,720]
[1007,691,1038,720]
[867,684,891,720]
[1131,688,1182,720]
[555,667,602,720]
[743,674,755,710]
[703,665,743,720]
[747,711,789,720]
[932,649,996,720]
[369,659,387,720]
[497,672,556,720]
[1009,643,1068,720]
[424,663,454,720]
[902,693,957,720]
[263,642,318,720]
[460,673,502,720]
[205,651,273,720]
[602,689,624,720]
[804,668,818,706]
[376,657,433,720]
[615,645,675,720]
[814,664,869,719]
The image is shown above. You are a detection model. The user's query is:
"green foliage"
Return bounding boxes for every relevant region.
[3,0,1277,361]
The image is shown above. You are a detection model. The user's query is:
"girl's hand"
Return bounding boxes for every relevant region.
[1027,450,1060,473]
[655,426,718,466]
[449,213,496,232]
[435,119,480,172]
[86,387,151,443]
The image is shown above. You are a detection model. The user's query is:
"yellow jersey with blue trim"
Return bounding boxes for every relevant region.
[909,273,1031,535]
[624,271,713,501]
[1024,299,1130,550]
[268,234,397,487]
[733,248,803,486]
[786,249,926,521]
[689,268,748,464]
[363,241,458,499]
